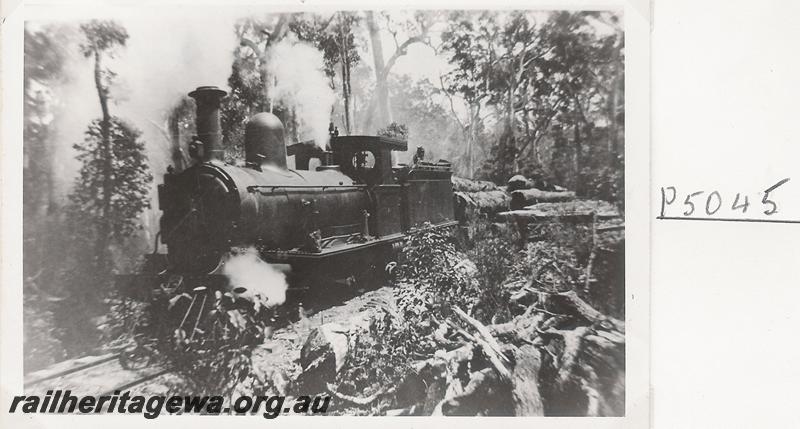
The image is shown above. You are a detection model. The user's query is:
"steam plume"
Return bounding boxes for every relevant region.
[222,247,288,309]
[37,12,241,241]
[265,35,336,148]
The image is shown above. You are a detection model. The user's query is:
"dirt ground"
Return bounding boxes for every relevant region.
[250,285,394,386]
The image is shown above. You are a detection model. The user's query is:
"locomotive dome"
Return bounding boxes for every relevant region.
[245,112,287,169]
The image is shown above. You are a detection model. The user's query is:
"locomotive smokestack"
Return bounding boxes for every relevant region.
[245,112,287,169]
[188,86,227,162]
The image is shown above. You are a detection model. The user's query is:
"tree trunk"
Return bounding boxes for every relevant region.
[337,14,353,135]
[506,85,521,173]
[366,11,391,130]
[469,103,481,178]
[573,119,581,193]
[524,111,535,165]
[264,15,290,112]
[340,58,351,134]
[345,58,352,134]
[93,48,112,274]
[465,105,475,179]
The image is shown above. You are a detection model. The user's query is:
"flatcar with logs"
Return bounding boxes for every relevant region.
[120,86,457,296]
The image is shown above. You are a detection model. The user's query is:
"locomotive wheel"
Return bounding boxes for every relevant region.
[352,263,386,290]
[118,343,155,370]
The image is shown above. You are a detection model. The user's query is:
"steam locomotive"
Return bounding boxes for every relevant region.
[121,86,457,295]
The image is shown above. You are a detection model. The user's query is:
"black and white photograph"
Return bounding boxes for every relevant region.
[6,2,640,422]
[12,0,800,427]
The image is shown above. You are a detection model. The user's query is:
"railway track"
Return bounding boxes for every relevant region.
[24,280,395,398]
[24,351,173,396]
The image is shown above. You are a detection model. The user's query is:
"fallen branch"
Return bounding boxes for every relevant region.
[453,306,511,365]
[531,306,563,317]
[551,291,624,333]
[431,318,465,350]
[326,383,396,406]
[445,320,512,382]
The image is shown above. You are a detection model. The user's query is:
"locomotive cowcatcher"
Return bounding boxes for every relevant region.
[118,86,457,298]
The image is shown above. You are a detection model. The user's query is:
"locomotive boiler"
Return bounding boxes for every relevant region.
[125,86,457,293]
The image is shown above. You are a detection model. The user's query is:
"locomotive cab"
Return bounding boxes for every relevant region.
[330,136,407,186]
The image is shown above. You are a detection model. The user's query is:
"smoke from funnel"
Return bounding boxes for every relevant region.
[265,35,336,149]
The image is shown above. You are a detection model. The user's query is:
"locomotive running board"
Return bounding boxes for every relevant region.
[115,220,459,295]
[260,220,459,263]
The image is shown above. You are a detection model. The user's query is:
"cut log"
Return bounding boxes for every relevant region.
[511,344,545,416]
[455,190,511,216]
[452,176,499,192]
[507,175,534,192]
[523,200,620,219]
[296,323,349,393]
[507,175,561,192]
[299,323,349,372]
[497,209,593,221]
[596,224,625,232]
[509,189,576,210]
